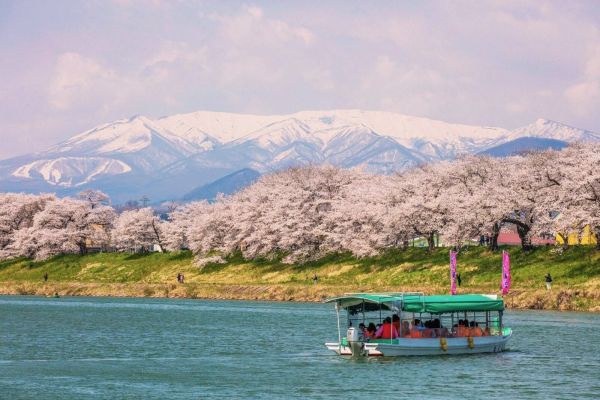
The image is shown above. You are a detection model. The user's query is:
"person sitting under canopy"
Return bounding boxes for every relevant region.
[401,320,411,337]
[470,321,484,337]
[375,317,399,339]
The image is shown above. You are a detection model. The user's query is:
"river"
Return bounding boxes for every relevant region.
[0,296,598,399]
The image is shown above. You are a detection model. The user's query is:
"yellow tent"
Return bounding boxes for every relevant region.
[556,225,597,245]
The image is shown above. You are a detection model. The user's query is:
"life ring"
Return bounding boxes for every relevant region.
[467,336,474,349]
[440,337,448,352]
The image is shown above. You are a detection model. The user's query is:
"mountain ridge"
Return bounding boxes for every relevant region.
[1,110,598,202]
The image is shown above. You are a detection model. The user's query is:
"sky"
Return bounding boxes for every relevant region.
[1,0,600,159]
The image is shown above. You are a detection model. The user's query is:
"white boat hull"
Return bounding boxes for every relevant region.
[325,331,512,357]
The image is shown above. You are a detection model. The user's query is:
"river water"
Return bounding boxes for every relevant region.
[0,296,598,399]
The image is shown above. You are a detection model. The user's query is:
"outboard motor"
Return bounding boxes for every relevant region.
[347,327,366,356]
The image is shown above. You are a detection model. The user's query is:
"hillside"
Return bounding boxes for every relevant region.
[182,168,261,201]
[479,137,568,157]
[1,247,598,311]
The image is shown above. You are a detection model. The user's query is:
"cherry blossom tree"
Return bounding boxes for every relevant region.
[6,197,115,260]
[112,207,164,252]
[0,193,55,259]
[496,152,561,249]
[390,162,454,251]
[186,166,392,263]
[162,201,210,251]
[2,143,599,262]
[77,189,110,208]
[561,143,600,248]
[433,156,496,248]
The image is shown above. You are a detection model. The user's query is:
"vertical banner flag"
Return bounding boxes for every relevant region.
[450,250,457,295]
[502,250,511,295]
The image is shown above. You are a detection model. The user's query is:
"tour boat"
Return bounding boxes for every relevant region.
[324,293,512,357]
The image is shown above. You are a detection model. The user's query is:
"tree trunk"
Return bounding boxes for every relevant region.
[594,226,600,250]
[516,223,532,250]
[489,222,500,251]
[556,232,569,250]
[427,232,436,251]
[78,241,87,256]
[151,220,166,253]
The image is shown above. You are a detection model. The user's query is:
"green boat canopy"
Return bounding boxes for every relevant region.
[325,293,504,313]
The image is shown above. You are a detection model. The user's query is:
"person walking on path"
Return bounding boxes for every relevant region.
[43,272,48,282]
[545,273,553,290]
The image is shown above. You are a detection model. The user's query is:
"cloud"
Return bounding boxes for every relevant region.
[564,44,600,115]
[210,5,315,48]
[140,41,208,82]
[48,52,119,111]
[3,1,600,160]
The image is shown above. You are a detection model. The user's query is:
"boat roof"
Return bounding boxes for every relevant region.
[325,293,504,313]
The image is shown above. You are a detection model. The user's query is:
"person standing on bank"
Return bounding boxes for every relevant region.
[43,272,48,282]
[545,273,552,290]
[457,273,462,287]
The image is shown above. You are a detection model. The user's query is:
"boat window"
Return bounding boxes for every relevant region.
[341,301,504,339]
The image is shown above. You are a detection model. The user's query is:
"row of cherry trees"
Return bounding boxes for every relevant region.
[181,144,600,262]
[1,144,599,262]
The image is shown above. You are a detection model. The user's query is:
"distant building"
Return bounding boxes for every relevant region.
[497,224,555,246]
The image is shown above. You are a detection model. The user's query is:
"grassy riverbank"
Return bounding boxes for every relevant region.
[1,246,599,311]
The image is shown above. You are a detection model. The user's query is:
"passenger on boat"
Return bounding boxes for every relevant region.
[422,320,435,338]
[366,323,377,338]
[453,320,461,336]
[469,321,484,337]
[375,317,399,339]
[401,321,411,337]
[433,318,448,337]
[409,319,425,338]
[456,320,469,337]
[392,314,401,331]
[413,319,425,331]
[359,323,367,337]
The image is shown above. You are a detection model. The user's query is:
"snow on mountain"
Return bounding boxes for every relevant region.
[1,109,598,202]
[50,115,210,156]
[234,118,316,152]
[322,125,420,170]
[157,110,278,144]
[507,118,600,142]
[12,157,131,187]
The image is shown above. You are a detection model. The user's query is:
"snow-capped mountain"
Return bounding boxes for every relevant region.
[506,118,600,142]
[0,110,597,202]
[11,157,131,187]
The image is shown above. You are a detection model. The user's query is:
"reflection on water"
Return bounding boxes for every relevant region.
[0,296,599,399]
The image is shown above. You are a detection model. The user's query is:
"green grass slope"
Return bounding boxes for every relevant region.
[0,246,599,310]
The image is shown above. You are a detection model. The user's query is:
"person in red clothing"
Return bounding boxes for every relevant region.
[375,317,399,339]
[365,323,377,338]
[392,314,401,332]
